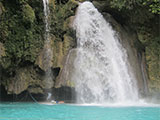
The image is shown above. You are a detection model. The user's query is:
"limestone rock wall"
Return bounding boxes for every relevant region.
[0,0,77,97]
[0,0,157,101]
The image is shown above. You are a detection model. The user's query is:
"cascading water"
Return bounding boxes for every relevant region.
[72,2,139,104]
[43,0,50,36]
[42,0,54,90]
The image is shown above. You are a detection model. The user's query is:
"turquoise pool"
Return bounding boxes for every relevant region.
[0,103,160,120]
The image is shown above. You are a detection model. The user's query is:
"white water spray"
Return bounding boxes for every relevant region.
[72,2,139,104]
[43,0,50,36]
[42,0,54,90]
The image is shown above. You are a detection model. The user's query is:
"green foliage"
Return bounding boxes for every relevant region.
[0,0,44,69]
[22,4,35,24]
[143,0,160,14]
[0,0,77,69]
[110,0,160,14]
[49,0,77,41]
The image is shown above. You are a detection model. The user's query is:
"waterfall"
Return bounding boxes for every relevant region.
[43,0,50,37]
[42,0,54,90]
[72,2,139,104]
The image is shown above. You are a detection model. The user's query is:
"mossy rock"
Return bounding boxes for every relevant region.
[0,0,78,95]
[2,66,46,94]
[0,0,44,69]
[36,0,77,70]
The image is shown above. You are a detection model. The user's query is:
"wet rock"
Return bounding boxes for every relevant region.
[35,36,54,71]
[55,49,77,88]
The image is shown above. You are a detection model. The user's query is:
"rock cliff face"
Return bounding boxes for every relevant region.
[0,0,77,101]
[0,0,157,101]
